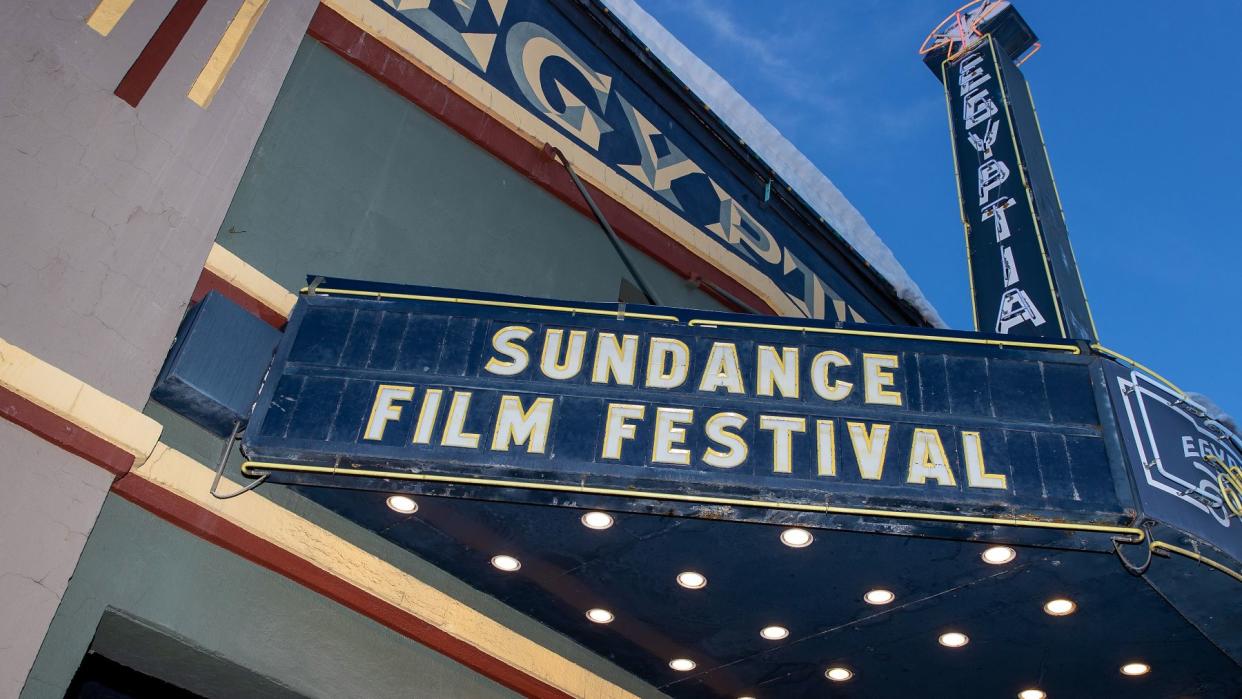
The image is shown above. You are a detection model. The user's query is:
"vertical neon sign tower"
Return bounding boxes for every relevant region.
[922,2,1096,341]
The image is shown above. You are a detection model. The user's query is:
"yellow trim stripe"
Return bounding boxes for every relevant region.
[206,243,297,318]
[137,446,641,699]
[241,460,1145,543]
[1092,344,1187,397]
[0,337,162,462]
[85,0,135,37]
[310,287,682,322]
[1151,541,1242,584]
[688,318,1081,354]
[310,287,1079,354]
[188,0,269,108]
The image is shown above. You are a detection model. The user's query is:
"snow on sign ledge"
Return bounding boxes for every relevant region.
[601,0,946,328]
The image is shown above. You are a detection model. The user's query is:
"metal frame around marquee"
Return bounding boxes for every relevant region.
[242,286,1153,554]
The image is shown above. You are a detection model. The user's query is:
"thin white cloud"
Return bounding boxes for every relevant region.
[668,0,851,133]
[659,0,939,146]
[679,0,789,72]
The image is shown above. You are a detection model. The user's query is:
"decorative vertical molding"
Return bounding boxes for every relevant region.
[114,0,208,107]
[188,0,271,108]
[85,0,136,37]
[198,243,298,326]
[0,338,163,474]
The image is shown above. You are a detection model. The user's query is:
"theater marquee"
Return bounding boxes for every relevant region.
[242,279,1142,537]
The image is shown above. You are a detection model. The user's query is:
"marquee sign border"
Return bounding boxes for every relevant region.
[240,285,1149,549]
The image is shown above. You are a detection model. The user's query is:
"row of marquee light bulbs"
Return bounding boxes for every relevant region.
[383,495,1153,697]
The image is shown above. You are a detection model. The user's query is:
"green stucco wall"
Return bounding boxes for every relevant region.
[216,37,726,312]
[20,496,520,699]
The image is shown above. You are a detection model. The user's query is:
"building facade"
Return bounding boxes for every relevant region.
[2,1,1238,698]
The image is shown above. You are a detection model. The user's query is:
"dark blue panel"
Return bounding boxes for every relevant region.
[946,355,991,417]
[1103,361,1242,562]
[912,353,950,415]
[284,377,346,442]
[339,309,382,368]
[328,379,374,444]
[366,311,408,371]
[288,306,351,365]
[150,291,281,437]
[296,486,1242,699]
[1045,362,1097,425]
[990,358,1051,422]
[255,375,303,439]
[395,315,450,373]
[244,280,1124,523]
[1034,432,1075,503]
[1004,430,1043,497]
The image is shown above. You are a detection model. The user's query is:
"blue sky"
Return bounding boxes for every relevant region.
[638,0,1242,420]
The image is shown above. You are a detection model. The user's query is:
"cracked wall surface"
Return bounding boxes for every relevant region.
[0,0,317,408]
[0,0,318,690]
[0,421,113,698]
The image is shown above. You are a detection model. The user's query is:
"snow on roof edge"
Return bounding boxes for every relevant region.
[1186,392,1240,436]
[600,0,947,328]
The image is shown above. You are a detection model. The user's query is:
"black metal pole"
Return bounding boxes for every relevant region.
[546,145,662,306]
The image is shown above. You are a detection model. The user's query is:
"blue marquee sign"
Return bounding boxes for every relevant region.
[242,279,1135,534]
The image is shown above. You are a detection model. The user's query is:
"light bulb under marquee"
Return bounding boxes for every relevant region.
[1018,690,1046,699]
[581,511,614,530]
[491,555,521,572]
[385,495,418,514]
[759,625,789,640]
[1043,598,1076,616]
[1120,662,1150,676]
[824,667,853,682]
[981,545,1016,565]
[669,658,696,672]
[780,527,813,548]
[585,608,614,624]
[938,631,969,648]
[864,589,895,605]
[676,571,707,589]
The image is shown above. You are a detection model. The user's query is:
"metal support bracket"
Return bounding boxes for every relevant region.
[306,275,325,295]
[211,420,267,499]
[544,144,662,307]
[1113,519,1155,576]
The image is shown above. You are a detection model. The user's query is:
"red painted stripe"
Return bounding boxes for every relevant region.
[191,268,288,330]
[0,386,134,476]
[111,473,575,699]
[306,4,773,316]
[114,0,207,107]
